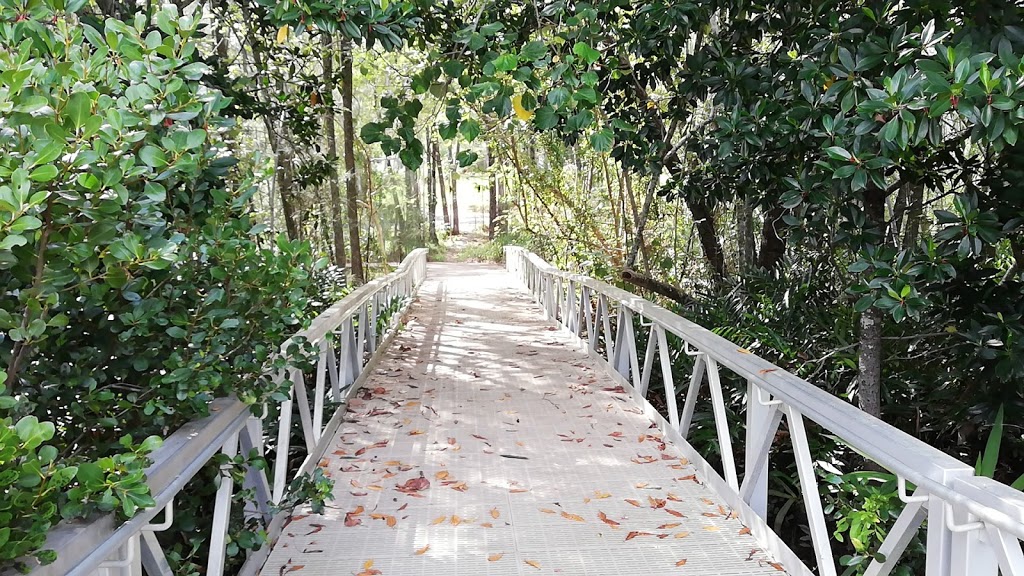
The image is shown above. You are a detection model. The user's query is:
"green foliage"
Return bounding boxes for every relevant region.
[824,472,919,576]
[0,0,323,567]
[274,467,334,516]
[456,233,529,263]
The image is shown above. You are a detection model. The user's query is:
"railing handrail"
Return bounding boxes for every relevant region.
[505,246,1024,575]
[26,248,429,576]
[293,250,427,346]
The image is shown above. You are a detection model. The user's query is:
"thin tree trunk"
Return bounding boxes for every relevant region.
[323,34,346,268]
[736,198,755,270]
[488,145,498,240]
[341,37,363,283]
[624,172,653,271]
[277,148,301,241]
[450,141,460,235]
[757,204,787,269]
[496,168,507,236]
[687,198,725,279]
[427,138,438,243]
[901,182,925,250]
[436,142,450,231]
[603,157,621,246]
[857,187,887,419]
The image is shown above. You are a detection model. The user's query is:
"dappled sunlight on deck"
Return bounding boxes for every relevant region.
[260,263,784,576]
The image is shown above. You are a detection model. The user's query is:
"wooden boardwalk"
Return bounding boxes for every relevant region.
[261,263,786,575]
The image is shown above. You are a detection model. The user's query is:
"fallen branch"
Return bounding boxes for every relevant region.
[620,268,695,307]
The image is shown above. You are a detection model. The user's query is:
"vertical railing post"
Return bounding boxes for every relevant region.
[271,370,292,505]
[786,406,837,576]
[744,381,771,519]
[207,432,239,576]
[368,292,379,355]
[311,339,328,443]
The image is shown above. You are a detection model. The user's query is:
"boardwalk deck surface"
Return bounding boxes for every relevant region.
[261,263,786,575]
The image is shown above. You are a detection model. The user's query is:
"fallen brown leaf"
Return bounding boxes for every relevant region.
[435,471,449,480]
[525,560,541,569]
[560,511,585,522]
[739,527,751,535]
[658,522,682,529]
[395,474,430,494]
[430,516,446,525]
[488,553,504,562]
[490,507,500,519]
[675,559,688,567]
[625,499,642,507]
[674,531,691,538]
[597,511,620,527]
[665,509,685,518]
[415,545,429,555]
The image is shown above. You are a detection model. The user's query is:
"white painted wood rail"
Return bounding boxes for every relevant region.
[24,249,428,576]
[505,246,1024,576]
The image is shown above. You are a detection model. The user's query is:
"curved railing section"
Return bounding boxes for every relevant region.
[505,246,1024,576]
[29,249,428,576]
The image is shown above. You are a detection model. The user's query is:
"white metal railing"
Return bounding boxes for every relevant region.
[28,249,428,576]
[505,246,1024,576]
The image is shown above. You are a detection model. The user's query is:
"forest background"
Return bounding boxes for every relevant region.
[1,0,1022,574]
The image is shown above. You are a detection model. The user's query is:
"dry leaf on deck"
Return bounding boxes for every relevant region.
[490,507,500,519]
[675,559,688,567]
[395,474,430,494]
[525,560,541,569]
[597,511,620,527]
[415,545,430,555]
[560,511,585,522]
[488,553,504,562]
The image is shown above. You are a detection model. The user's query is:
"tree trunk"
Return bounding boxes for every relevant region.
[857,187,887,419]
[620,268,695,306]
[341,37,363,283]
[857,307,884,419]
[736,198,755,270]
[427,138,438,243]
[488,146,498,240]
[436,142,450,232]
[757,204,787,269]
[276,148,301,241]
[496,168,507,236]
[323,34,346,268]
[450,142,460,235]
[686,198,725,279]
[901,182,925,250]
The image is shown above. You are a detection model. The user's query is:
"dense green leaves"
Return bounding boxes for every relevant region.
[0,0,326,568]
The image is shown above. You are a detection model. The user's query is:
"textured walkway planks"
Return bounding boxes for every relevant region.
[261,263,786,575]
